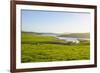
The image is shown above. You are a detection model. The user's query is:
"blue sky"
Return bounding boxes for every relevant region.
[21,10,91,33]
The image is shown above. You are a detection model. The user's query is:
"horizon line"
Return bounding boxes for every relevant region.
[21,31,90,34]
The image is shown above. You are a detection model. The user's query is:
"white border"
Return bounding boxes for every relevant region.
[16,5,94,69]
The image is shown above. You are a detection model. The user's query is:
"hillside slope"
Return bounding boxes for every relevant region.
[59,33,90,38]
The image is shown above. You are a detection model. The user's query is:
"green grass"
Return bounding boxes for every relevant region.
[59,33,90,38]
[21,32,90,63]
[22,33,65,43]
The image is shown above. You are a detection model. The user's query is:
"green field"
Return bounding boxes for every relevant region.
[21,32,90,63]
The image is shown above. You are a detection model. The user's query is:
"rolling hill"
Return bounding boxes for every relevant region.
[59,33,90,38]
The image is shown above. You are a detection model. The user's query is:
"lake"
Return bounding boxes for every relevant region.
[36,33,89,43]
[56,36,89,41]
[56,37,79,42]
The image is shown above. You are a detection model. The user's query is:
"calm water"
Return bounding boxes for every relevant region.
[36,33,89,42]
[56,37,89,42]
[56,37,79,42]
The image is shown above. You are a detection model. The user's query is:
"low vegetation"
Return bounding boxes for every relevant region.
[21,32,90,63]
[59,33,90,38]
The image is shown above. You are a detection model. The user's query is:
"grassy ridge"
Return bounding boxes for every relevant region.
[59,33,90,38]
[21,32,90,63]
[22,33,65,43]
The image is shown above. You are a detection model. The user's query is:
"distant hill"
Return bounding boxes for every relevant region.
[59,33,90,38]
[21,31,59,35]
[22,31,90,38]
[22,31,39,35]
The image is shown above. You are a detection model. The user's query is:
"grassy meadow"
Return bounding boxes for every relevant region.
[21,32,90,63]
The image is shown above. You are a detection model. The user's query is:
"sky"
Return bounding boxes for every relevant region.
[21,10,91,33]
